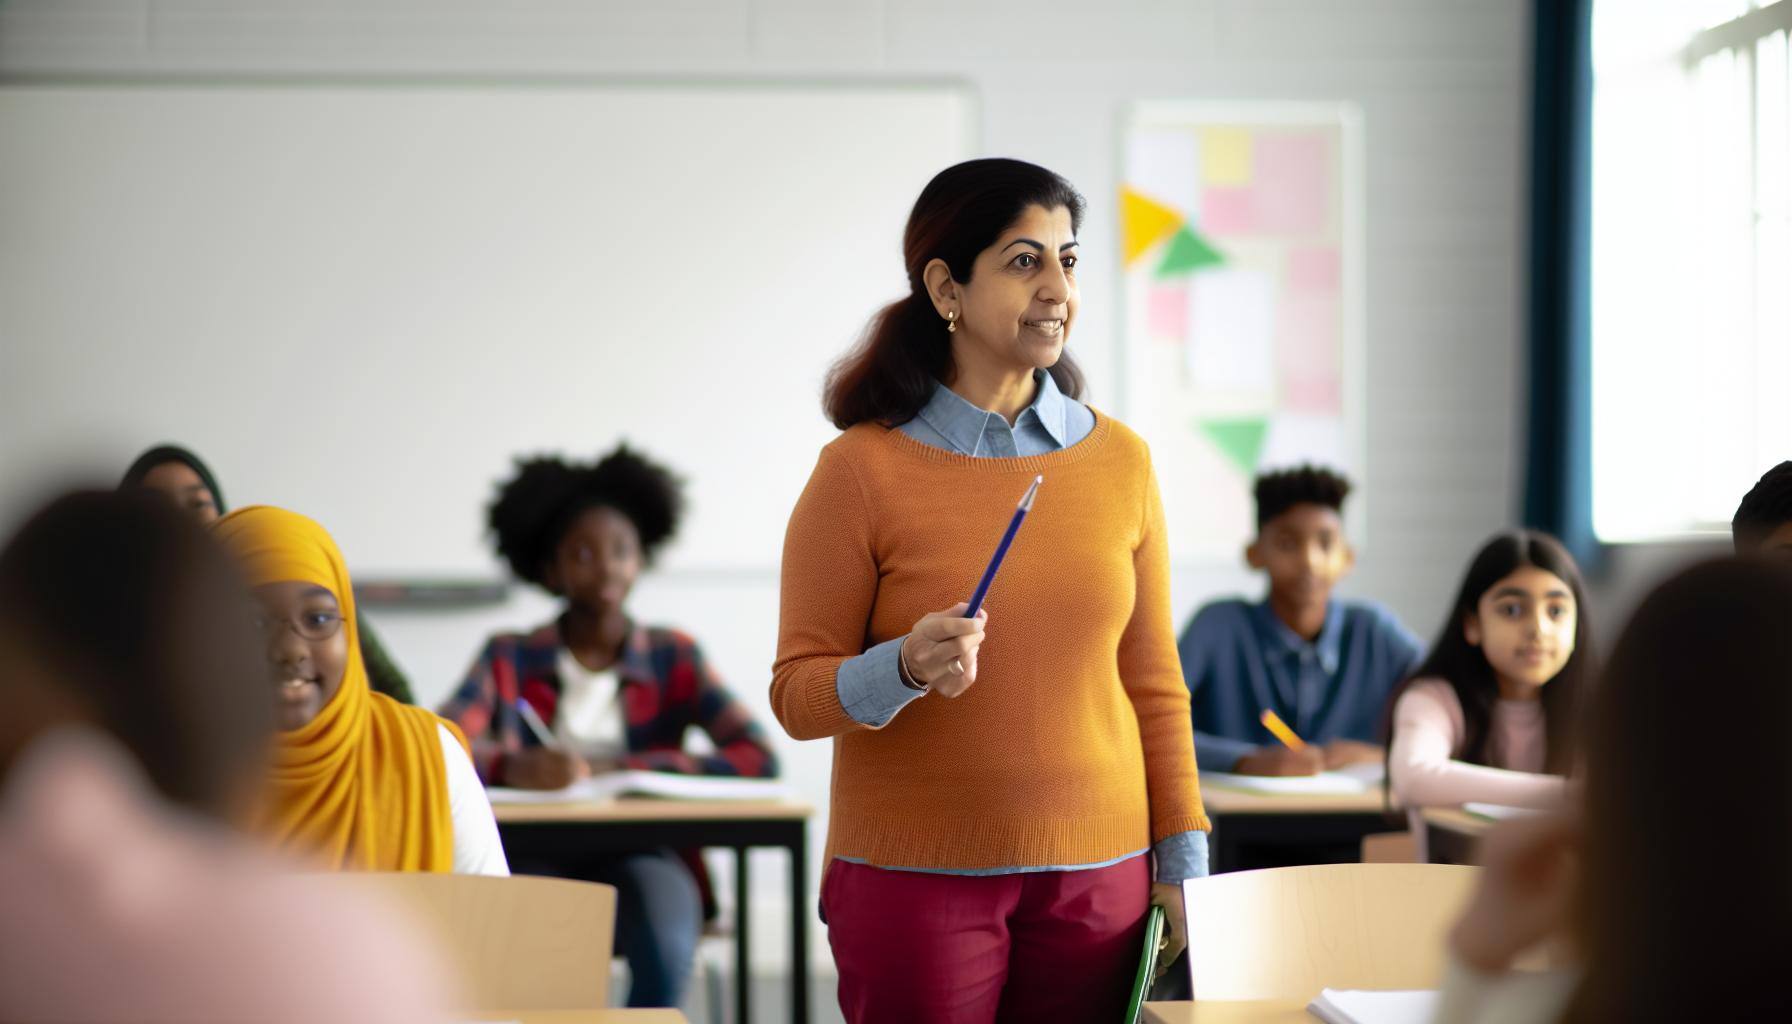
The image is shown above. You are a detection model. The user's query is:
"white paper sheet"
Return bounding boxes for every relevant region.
[486,770,790,804]
[1306,988,1438,1024]
[1198,763,1382,795]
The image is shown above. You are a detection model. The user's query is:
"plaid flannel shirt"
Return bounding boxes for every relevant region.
[439,620,779,785]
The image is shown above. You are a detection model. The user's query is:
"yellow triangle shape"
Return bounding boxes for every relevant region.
[1121,187,1184,267]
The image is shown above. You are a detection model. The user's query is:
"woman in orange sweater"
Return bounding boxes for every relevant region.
[773,158,1209,1024]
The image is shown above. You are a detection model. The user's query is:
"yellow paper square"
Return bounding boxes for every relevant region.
[1200,127,1252,185]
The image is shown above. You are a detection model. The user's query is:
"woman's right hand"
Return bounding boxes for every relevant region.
[900,602,988,698]
[504,746,591,790]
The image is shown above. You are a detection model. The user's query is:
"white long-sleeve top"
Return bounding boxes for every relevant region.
[437,723,509,876]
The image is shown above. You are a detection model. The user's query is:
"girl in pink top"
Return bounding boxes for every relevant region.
[1387,531,1595,820]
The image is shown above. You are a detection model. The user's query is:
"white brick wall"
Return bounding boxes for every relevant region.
[1,1,1532,638]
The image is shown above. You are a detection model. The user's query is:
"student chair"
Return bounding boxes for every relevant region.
[327,873,618,1011]
[1360,830,1419,863]
[1181,863,1478,1000]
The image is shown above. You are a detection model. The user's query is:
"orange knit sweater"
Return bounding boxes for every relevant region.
[772,412,1209,870]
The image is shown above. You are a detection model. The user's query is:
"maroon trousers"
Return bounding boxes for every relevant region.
[821,855,1149,1024]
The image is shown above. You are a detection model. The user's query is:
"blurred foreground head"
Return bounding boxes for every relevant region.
[0,490,270,820]
[1568,556,1792,1020]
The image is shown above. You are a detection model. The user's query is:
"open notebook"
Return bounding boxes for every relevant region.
[1199,761,1385,795]
[1464,802,1540,821]
[1306,988,1438,1024]
[486,770,790,804]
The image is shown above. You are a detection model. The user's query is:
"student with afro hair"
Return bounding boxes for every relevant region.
[439,443,778,1009]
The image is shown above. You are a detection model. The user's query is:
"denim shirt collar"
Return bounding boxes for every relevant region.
[912,369,1070,456]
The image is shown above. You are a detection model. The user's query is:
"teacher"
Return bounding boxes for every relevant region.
[772,158,1210,1023]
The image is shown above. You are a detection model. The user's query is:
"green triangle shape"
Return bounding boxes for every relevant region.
[1198,417,1268,476]
[1154,225,1225,278]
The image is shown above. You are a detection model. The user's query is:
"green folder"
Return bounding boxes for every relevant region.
[1124,904,1167,1024]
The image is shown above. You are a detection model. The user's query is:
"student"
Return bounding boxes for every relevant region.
[1436,558,1792,1022]
[1733,459,1792,555]
[0,491,449,1024]
[440,444,778,1009]
[773,158,1206,1023]
[215,504,508,876]
[121,442,418,704]
[1179,465,1424,776]
[1387,531,1592,823]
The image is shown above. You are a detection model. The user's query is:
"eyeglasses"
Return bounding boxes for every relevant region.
[256,609,345,642]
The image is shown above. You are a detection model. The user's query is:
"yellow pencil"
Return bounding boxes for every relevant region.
[1259,709,1307,750]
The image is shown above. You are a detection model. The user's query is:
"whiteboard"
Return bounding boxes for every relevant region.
[0,81,973,574]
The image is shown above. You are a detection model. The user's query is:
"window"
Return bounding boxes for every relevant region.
[1592,0,1792,541]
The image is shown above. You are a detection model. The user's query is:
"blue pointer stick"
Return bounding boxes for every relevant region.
[965,475,1043,618]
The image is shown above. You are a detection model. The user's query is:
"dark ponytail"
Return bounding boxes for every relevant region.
[823,158,1088,429]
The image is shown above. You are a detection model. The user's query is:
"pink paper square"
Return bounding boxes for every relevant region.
[1146,283,1189,340]
[1254,133,1330,235]
[1199,186,1256,235]
[1282,372,1343,413]
[1276,290,1340,414]
[1286,246,1340,291]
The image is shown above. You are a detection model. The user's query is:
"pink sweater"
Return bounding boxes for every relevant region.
[0,730,452,1024]
[1388,678,1565,810]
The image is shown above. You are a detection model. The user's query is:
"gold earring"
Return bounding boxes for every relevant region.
[947,310,958,333]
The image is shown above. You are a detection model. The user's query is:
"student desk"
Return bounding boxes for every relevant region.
[1201,784,1396,872]
[1421,807,1490,865]
[495,1011,688,1023]
[493,799,813,1024]
[1143,999,1311,1022]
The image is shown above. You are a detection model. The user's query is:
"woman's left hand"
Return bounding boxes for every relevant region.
[1149,881,1187,981]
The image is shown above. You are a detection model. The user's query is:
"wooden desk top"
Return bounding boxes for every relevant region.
[1200,784,1389,815]
[1143,999,1311,1023]
[1421,807,1492,838]
[492,798,814,825]
[479,1010,686,1023]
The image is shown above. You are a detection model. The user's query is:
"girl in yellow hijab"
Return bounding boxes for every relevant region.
[215,506,508,875]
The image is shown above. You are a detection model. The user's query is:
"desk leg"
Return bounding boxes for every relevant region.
[1209,822,1238,874]
[789,829,809,1024]
[736,846,752,1024]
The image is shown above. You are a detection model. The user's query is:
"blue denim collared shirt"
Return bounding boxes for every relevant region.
[833,370,1209,882]
[1178,597,1424,772]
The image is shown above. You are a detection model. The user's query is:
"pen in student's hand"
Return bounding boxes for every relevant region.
[516,697,559,749]
[964,475,1043,618]
[1259,709,1308,751]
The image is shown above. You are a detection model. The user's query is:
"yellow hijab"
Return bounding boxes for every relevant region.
[215,505,465,872]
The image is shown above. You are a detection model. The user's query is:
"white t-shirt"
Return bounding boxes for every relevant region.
[552,647,627,762]
[436,723,509,877]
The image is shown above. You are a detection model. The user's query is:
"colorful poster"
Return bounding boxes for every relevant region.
[1121,103,1363,563]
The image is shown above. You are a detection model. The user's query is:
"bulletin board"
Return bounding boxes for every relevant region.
[1119,102,1365,564]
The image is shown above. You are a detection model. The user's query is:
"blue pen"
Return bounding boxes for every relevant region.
[515,696,560,750]
[965,475,1042,618]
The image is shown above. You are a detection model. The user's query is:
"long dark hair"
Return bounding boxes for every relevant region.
[822,158,1088,429]
[1563,558,1792,1020]
[1387,530,1595,775]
